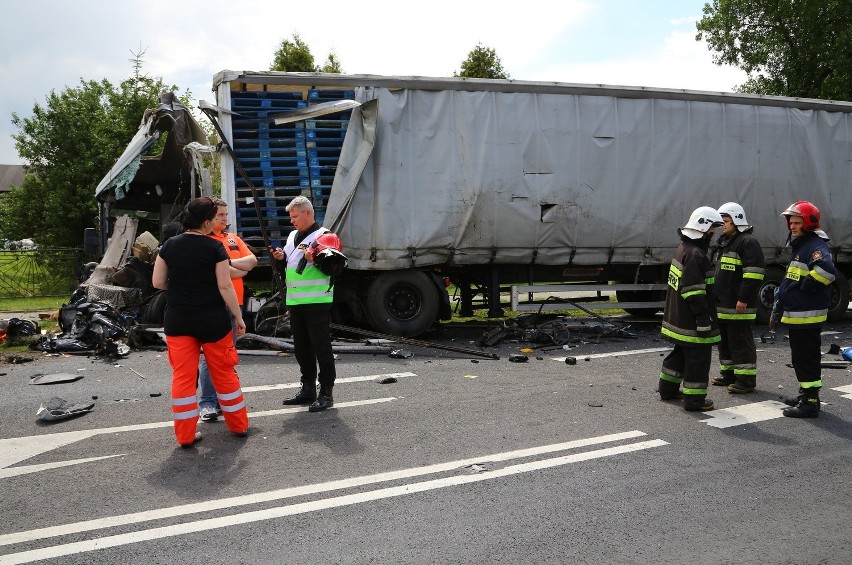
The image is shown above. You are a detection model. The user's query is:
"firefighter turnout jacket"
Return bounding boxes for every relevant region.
[776,231,837,326]
[283,226,334,307]
[662,235,721,345]
[712,227,766,323]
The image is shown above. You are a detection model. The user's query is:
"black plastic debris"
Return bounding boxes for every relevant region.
[32,300,129,355]
[36,397,95,422]
[588,401,604,407]
[30,373,84,385]
[508,354,528,363]
[7,318,38,338]
[389,349,413,359]
[565,357,577,365]
[479,311,636,348]
[378,377,398,384]
[826,343,841,355]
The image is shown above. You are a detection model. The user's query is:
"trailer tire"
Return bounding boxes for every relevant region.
[365,271,439,337]
[138,290,167,325]
[828,271,850,322]
[756,265,786,325]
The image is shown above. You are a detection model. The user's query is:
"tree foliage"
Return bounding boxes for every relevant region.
[1,53,178,247]
[454,43,509,79]
[696,0,852,100]
[270,33,345,73]
[271,33,317,72]
[319,50,344,74]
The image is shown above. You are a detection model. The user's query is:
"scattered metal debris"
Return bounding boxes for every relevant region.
[479,312,637,348]
[36,397,95,422]
[389,349,413,359]
[29,373,84,385]
[508,354,528,363]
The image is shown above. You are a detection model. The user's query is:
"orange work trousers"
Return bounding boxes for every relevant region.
[166,332,248,445]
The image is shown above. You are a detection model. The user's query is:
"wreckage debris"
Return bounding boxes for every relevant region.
[389,349,413,359]
[30,373,84,385]
[36,397,95,422]
[508,354,528,363]
[479,312,637,348]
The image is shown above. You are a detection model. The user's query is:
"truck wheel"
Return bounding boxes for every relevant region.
[827,272,850,322]
[254,294,289,337]
[138,291,167,325]
[365,271,439,337]
[615,288,665,318]
[756,265,786,325]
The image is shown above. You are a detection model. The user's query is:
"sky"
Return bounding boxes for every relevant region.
[0,0,748,165]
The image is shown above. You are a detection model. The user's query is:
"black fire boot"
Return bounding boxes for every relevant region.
[658,379,684,401]
[782,389,820,418]
[283,383,317,406]
[782,388,805,407]
[711,372,736,386]
[727,375,756,394]
[683,395,714,412]
[309,387,334,412]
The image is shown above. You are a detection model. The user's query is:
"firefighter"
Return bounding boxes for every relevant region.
[658,206,724,411]
[271,196,343,412]
[772,201,837,417]
[710,202,765,393]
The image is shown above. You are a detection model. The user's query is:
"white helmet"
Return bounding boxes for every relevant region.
[717,202,751,231]
[681,206,724,239]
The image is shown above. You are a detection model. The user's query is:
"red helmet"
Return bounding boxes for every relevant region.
[314,232,342,252]
[781,200,820,231]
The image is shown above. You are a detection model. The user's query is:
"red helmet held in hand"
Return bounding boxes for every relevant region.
[781,200,821,232]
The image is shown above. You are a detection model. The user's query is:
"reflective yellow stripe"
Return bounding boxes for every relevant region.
[661,326,721,344]
[717,312,756,321]
[743,272,764,280]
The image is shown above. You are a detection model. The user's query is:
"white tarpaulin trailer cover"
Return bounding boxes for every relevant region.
[325,86,852,271]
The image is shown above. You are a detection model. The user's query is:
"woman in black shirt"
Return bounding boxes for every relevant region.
[153,197,248,447]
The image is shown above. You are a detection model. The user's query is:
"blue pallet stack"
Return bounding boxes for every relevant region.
[230,91,308,247]
[306,88,355,224]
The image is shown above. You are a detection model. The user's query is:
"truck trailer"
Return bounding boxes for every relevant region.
[95,73,852,337]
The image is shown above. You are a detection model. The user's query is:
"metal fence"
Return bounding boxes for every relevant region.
[0,248,82,298]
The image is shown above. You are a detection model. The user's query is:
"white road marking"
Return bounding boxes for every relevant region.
[552,347,671,362]
[0,432,666,563]
[699,400,788,428]
[0,398,395,474]
[0,430,648,547]
[0,455,125,480]
[243,372,415,392]
[832,384,852,400]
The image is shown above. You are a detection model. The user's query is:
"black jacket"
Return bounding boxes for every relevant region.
[712,228,765,323]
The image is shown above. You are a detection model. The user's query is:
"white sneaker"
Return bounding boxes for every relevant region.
[199,406,219,422]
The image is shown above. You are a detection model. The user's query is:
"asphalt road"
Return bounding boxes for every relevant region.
[1,315,851,564]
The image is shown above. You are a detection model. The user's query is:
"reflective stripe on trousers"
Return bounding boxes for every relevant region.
[167,332,248,445]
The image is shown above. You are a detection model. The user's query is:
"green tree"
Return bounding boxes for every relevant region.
[696,0,852,100]
[271,33,317,72]
[319,50,344,73]
[1,52,179,247]
[454,43,509,79]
